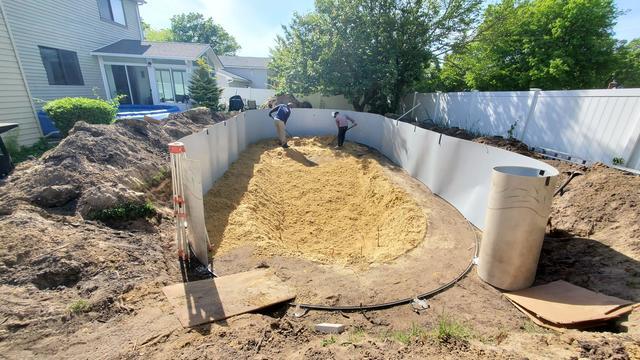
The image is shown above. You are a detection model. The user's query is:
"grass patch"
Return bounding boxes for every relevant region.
[349,326,366,343]
[5,137,56,164]
[146,168,170,188]
[68,299,91,314]
[321,335,336,347]
[434,315,471,343]
[522,320,547,334]
[90,201,156,222]
[340,326,366,346]
[385,323,427,345]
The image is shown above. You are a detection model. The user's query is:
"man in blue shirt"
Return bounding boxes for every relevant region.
[268,103,292,148]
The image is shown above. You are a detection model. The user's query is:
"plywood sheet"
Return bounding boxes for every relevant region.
[163,269,296,327]
[505,280,635,325]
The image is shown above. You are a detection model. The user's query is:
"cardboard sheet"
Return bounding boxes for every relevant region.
[162,269,296,327]
[505,280,636,327]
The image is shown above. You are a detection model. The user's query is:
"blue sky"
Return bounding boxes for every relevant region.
[140,0,639,58]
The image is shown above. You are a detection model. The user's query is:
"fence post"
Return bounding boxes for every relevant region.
[411,91,418,121]
[434,91,442,125]
[520,89,541,142]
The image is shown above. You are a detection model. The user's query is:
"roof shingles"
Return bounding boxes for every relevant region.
[92,39,210,60]
[218,55,270,69]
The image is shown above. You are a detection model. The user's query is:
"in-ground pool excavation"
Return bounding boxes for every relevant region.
[205,138,428,267]
[203,137,477,305]
[171,108,558,310]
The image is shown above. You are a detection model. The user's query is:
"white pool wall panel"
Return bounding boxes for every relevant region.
[177,109,558,266]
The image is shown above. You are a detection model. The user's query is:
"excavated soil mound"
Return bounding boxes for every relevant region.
[204,137,427,268]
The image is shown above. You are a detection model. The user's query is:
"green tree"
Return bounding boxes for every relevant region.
[435,0,621,91]
[142,21,173,42]
[613,38,640,88]
[188,58,221,109]
[269,0,482,114]
[170,13,240,55]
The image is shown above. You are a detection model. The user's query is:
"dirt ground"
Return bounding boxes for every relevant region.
[0,112,638,359]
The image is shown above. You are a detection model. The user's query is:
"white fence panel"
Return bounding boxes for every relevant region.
[524,89,640,167]
[220,87,276,108]
[438,91,534,138]
[406,89,640,169]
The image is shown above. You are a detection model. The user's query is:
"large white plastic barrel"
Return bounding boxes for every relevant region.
[478,166,558,291]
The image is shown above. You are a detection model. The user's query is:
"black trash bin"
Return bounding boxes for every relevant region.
[228,95,244,111]
[0,123,19,178]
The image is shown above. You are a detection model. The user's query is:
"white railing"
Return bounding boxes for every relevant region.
[402,89,640,170]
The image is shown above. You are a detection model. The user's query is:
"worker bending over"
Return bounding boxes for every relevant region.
[269,103,292,148]
[333,111,357,147]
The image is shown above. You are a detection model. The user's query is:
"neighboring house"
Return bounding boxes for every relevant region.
[216,56,270,89]
[0,0,224,147]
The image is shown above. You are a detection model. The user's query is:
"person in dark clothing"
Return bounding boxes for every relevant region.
[332,111,356,147]
[269,103,292,148]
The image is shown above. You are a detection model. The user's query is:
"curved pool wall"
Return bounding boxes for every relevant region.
[178,109,559,266]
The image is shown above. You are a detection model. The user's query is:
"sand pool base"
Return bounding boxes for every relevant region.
[202,137,476,306]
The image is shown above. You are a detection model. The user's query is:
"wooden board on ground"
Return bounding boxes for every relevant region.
[162,269,296,327]
[505,280,637,328]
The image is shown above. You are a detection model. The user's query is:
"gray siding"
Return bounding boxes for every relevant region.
[0,2,40,146]
[224,67,269,89]
[3,0,142,106]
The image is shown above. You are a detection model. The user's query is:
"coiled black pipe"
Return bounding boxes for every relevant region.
[288,219,480,311]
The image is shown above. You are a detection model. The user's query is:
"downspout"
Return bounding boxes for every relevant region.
[0,0,44,138]
[97,56,111,101]
[134,2,144,41]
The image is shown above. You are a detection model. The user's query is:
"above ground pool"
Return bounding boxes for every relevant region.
[115,104,182,120]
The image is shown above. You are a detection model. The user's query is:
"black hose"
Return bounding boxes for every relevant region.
[288,219,480,311]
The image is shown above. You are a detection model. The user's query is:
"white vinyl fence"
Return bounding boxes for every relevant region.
[220,87,276,108]
[402,89,640,170]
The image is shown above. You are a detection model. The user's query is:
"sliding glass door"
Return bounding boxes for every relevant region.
[104,65,152,105]
[155,68,188,103]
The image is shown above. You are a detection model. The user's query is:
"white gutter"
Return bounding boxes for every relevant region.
[90,51,198,62]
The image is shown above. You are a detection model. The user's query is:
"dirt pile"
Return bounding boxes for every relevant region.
[0,108,228,351]
[204,137,427,268]
[548,162,640,248]
[0,108,230,218]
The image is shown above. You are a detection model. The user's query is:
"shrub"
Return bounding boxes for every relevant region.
[68,299,91,314]
[612,157,625,166]
[7,138,56,164]
[90,201,156,222]
[43,97,118,136]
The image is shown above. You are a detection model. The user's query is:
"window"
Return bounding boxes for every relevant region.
[156,69,174,102]
[156,69,188,103]
[38,46,84,85]
[97,0,126,25]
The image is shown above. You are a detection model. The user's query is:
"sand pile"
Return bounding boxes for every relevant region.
[204,137,427,268]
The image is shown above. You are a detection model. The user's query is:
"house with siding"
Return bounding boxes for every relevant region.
[0,0,269,147]
[216,56,270,89]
